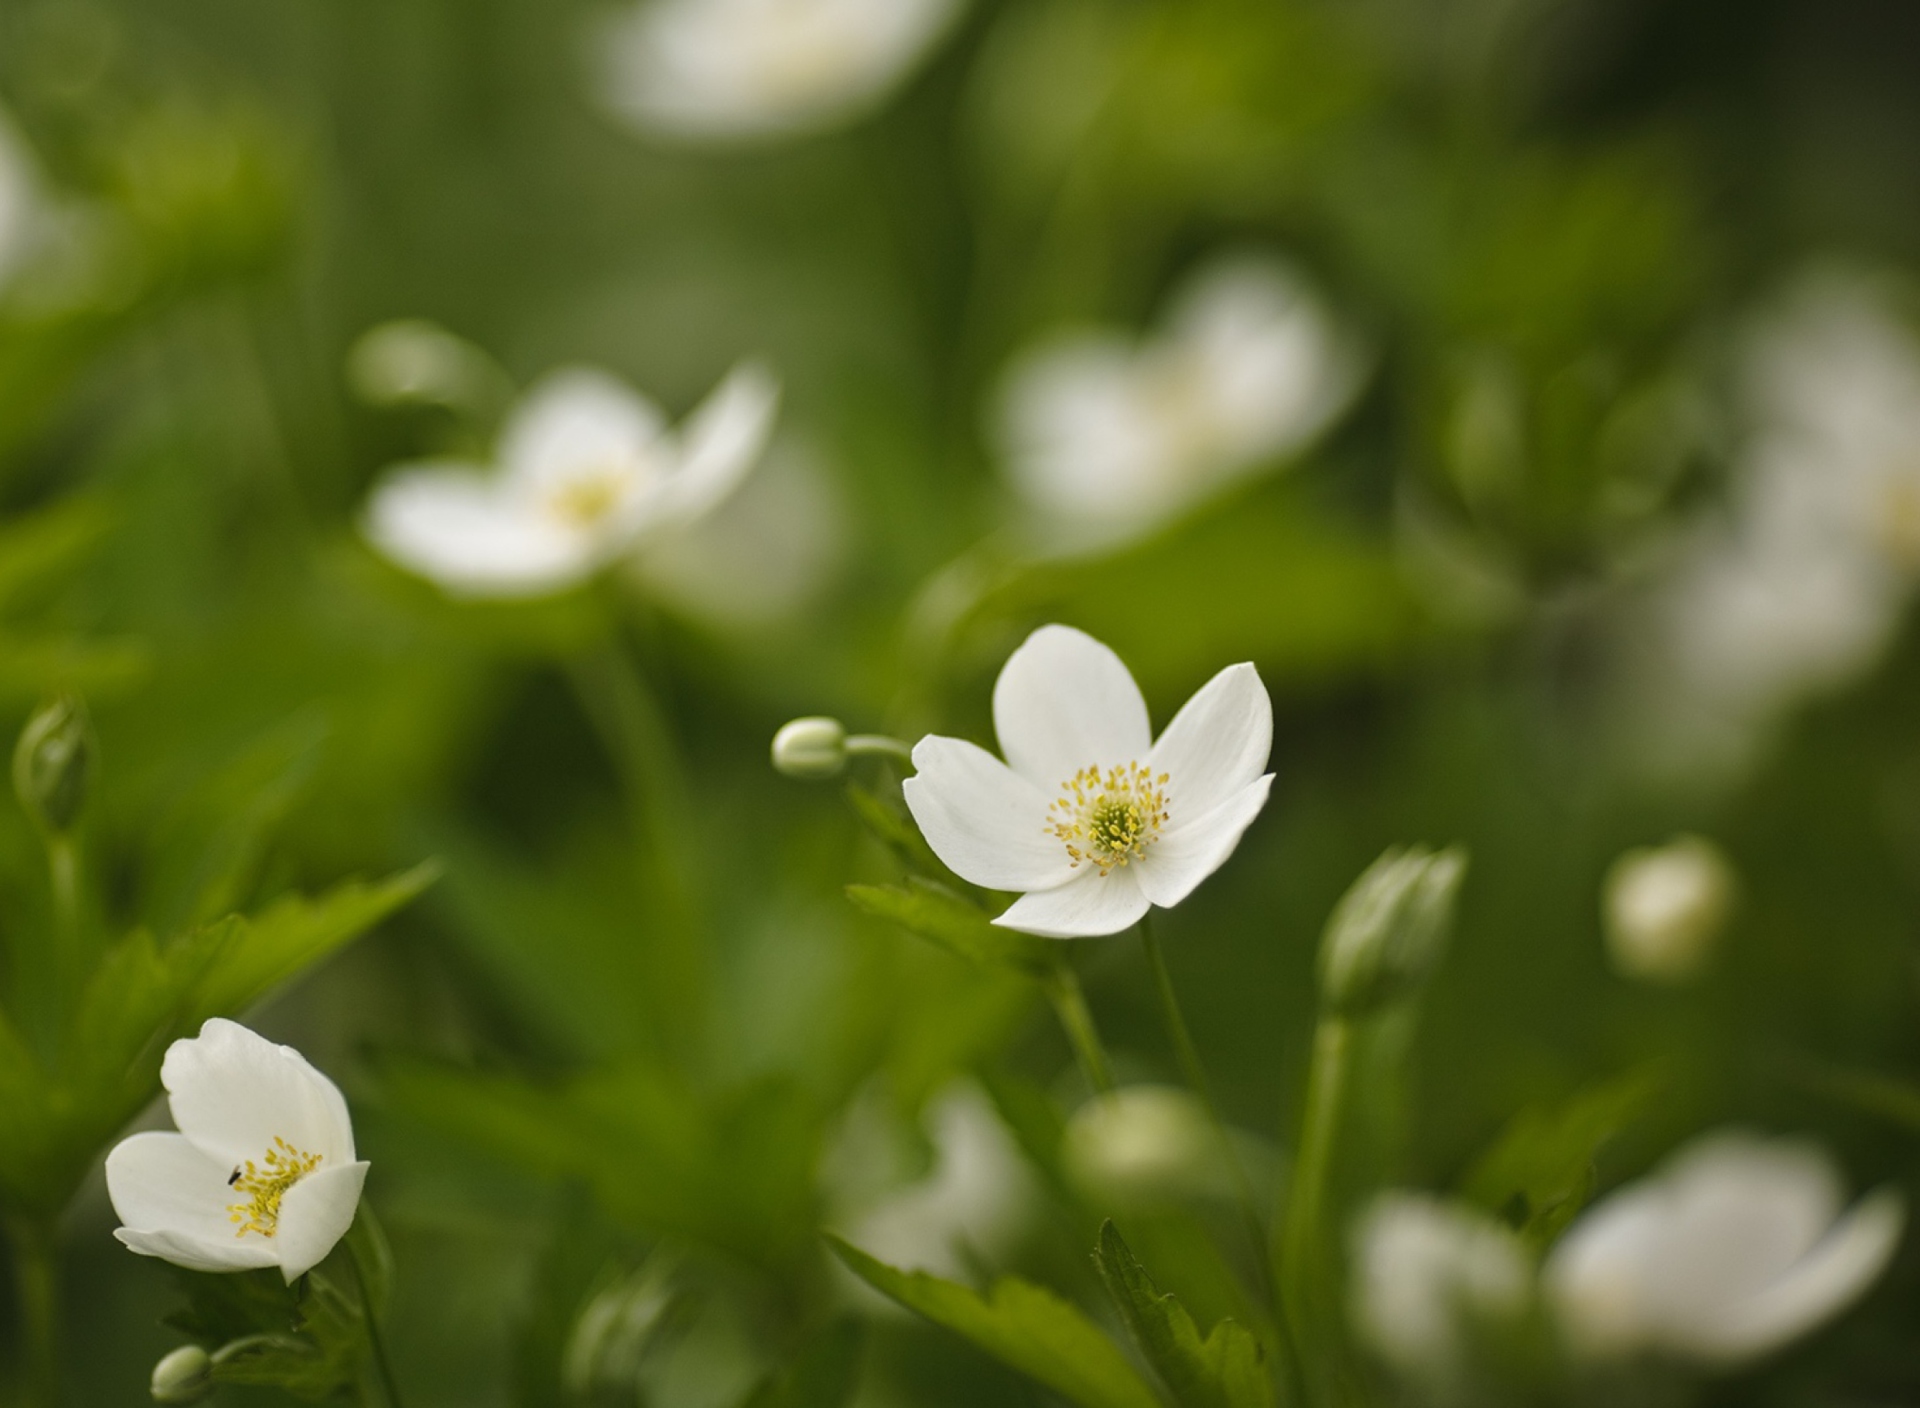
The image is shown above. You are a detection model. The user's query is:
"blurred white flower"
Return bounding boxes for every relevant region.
[1639,274,1920,772]
[106,1019,369,1283]
[1544,1129,1904,1367]
[1351,1193,1533,1384]
[837,1082,1035,1280]
[996,256,1364,550]
[594,0,961,143]
[905,624,1273,938]
[0,109,46,293]
[1601,835,1736,984]
[364,360,778,599]
[1062,1084,1263,1209]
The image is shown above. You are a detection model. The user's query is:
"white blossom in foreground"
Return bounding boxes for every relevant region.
[904,624,1273,938]
[106,1019,369,1282]
[1544,1130,1904,1367]
[1601,835,1736,984]
[364,361,778,598]
[997,256,1364,549]
[1352,1193,1533,1385]
[593,0,961,143]
[1637,274,1920,773]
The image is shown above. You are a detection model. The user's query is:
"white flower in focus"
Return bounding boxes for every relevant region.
[1602,835,1736,984]
[594,0,961,143]
[106,1019,369,1283]
[1352,1193,1533,1383]
[904,624,1273,938]
[997,256,1364,549]
[1544,1129,1904,1367]
[364,360,778,598]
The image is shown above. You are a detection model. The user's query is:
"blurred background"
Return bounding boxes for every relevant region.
[3,0,1920,1402]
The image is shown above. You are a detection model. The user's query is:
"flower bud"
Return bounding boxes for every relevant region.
[770,716,847,779]
[346,319,495,410]
[1602,835,1735,984]
[13,694,93,834]
[1319,846,1467,1017]
[150,1345,212,1404]
[1062,1085,1238,1209]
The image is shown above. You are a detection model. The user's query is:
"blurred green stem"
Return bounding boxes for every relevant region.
[347,1238,405,1408]
[844,734,914,768]
[1041,959,1114,1096]
[1137,916,1276,1310]
[1278,1014,1359,1408]
[48,834,77,951]
[11,1218,59,1408]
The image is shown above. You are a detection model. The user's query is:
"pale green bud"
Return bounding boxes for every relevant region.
[346,319,496,410]
[13,694,93,834]
[1319,846,1468,1017]
[771,716,848,779]
[1602,835,1735,984]
[150,1345,212,1404]
[1062,1085,1240,1209]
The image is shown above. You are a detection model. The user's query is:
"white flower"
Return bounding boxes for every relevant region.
[1601,835,1736,984]
[364,360,778,599]
[1062,1084,1262,1209]
[904,624,1273,938]
[106,1019,369,1283]
[593,0,961,143]
[1544,1129,1905,1367]
[996,255,1363,549]
[1351,1193,1533,1383]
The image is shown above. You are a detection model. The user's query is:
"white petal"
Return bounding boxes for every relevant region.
[992,625,1152,787]
[163,1019,356,1171]
[643,360,780,530]
[274,1161,371,1282]
[499,367,666,493]
[993,868,1149,939]
[106,1131,273,1261]
[115,1226,281,1274]
[1134,776,1273,909]
[1693,1188,1905,1364]
[364,465,595,597]
[1147,663,1272,819]
[1543,1185,1670,1359]
[903,736,1078,892]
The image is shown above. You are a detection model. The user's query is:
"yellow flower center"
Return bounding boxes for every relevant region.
[227,1137,324,1240]
[548,470,629,527]
[1048,762,1169,874]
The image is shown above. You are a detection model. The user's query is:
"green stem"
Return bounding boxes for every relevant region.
[347,1239,406,1408]
[1137,916,1276,1309]
[1278,1014,1357,1408]
[844,734,915,768]
[11,1218,60,1408]
[47,836,76,949]
[1041,959,1115,1096]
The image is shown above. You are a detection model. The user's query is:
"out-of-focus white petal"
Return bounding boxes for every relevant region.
[163,1019,356,1171]
[1133,776,1272,909]
[993,867,1149,938]
[1145,662,1272,819]
[991,624,1152,786]
[499,367,666,493]
[364,464,595,597]
[274,1161,371,1282]
[106,1132,266,1258]
[645,360,779,530]
[1352,1193,1532,1381]
[0,110,41,292]
[594,0,961,142]
[903,736,1076,892]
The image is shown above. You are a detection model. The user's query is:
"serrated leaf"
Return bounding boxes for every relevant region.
[1460,1065,1661,1246]
[827,1237,1160,1408]
[1092,1222,1276,1408]
[846,879,1053,976]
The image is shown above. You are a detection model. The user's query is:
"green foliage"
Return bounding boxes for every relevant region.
[828,1237,1162,1408]
[1091,1222,1277,1408]
[736,1320,866,1408]
[846,877,1054,976]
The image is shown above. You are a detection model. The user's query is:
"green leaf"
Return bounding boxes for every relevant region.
[1460,1065,1662,1246]
[844,780,943,874]
[737,1319,866,1408]
[1091,1222,1276,1408]
[827,1236,1160,1408]
[846,879,1054,976]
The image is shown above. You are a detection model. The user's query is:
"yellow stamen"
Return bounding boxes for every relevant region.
[548,471,628,527]
[227,1137,323,1240]
[1047,762,1170,875]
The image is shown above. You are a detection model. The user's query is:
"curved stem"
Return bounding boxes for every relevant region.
[11,1218,60,1408]
[347,1239,406,1408]
[844,734,915,768]
[1041,958,1115,1096]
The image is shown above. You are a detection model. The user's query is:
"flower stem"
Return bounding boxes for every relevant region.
[1041,958,1115,1096]
[1137,915,1277,1310]
[347,1238,406,1408]
[1277,1013,1359,1408]
[10,1218,60,1408]
[844,734,914,768]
